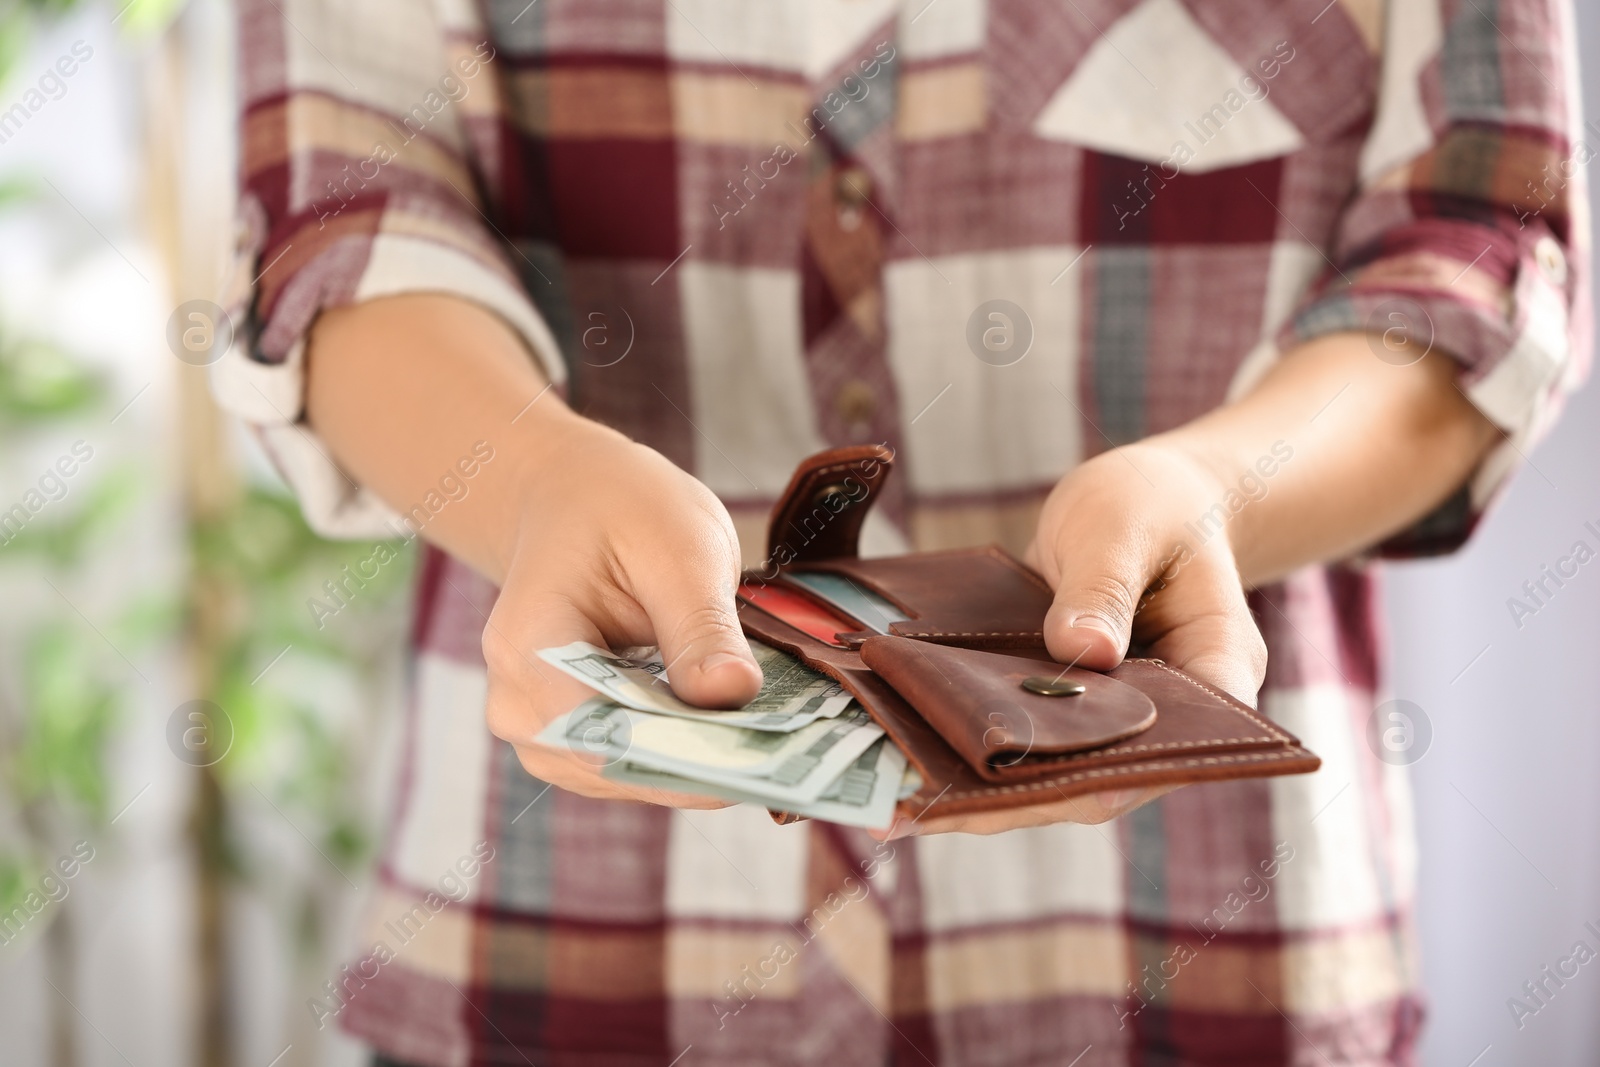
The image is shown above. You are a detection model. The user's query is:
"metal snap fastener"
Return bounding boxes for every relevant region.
[1021,676,1086,697]
[811,482,854,512]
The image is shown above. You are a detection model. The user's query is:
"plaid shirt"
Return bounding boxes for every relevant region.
[219,0,1588,1063]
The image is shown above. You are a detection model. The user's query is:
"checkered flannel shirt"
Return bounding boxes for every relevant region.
[217,0,1588,1063]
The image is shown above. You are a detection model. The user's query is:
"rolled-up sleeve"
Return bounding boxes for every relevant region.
[215,0,565,539]
[1279,0,1590,556]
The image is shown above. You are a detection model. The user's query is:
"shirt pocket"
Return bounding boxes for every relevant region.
[1029,0,1305,174]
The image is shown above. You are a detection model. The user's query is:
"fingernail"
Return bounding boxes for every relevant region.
[1066,614,1114,636]
[700,651,753,675]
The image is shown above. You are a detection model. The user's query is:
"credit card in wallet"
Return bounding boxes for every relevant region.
[738,581,855,646]
[784,571,909,635]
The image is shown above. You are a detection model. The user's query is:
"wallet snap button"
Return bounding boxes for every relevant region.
[1022,676,1086,697]
[811,482,854,512]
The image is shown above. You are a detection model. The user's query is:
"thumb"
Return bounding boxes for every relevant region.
[635,569,763,710]
[1036,535,1148,671]
[1133,549,1268,708]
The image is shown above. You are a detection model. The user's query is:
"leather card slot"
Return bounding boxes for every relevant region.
[793,546,1054,649]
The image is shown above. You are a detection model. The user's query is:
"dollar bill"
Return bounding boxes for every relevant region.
[602,736,907,831]
[538,697,884,805]
[794,737,906,829]
[898,761,924,800]
[537,640,853,731]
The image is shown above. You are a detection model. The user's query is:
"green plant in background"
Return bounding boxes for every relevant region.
[0,0,186,48]
[0,307,155,1067]
[0,7,416,1067]
[193,485,413,925]
[0,309,415,1067]
[176,461,415,1067]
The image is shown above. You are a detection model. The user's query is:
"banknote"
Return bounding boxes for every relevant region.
[602,736,907,831]
[537,639,853,731]
[794,737,906,829]
[539,698,884,805]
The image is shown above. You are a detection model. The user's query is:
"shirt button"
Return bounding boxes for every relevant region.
[835,379,876,425]
[836,167,872,205]
[1535,236,1567,286]
[835,167,871,232]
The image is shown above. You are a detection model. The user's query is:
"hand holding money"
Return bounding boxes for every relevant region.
[429,405,768,808]
[305,310,899,821]
[535,639,916,829]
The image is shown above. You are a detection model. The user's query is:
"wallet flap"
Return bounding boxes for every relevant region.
[764,444,894,568]
[859,636,1157,779]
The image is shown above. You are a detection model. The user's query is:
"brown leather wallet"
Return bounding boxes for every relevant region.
[738,445,1321,823]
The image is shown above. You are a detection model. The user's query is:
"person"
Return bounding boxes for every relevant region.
[218,0,1586,1063]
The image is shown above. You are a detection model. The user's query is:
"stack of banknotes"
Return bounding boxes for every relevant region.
[534,640,920,830]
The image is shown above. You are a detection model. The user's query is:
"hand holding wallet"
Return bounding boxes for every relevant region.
[738,445,1320,826]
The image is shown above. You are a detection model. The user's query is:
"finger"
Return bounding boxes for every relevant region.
[631,524,763,709]
[1034,517,1152,671]
[482,588,608,741]
[481,596,732,808]
[1137,549,1267,707]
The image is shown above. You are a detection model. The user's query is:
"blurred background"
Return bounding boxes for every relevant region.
[0,2,1593,1066]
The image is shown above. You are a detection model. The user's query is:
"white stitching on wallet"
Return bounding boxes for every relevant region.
[928,749,1308,803]
[1143,659,1290,743]
[893,631,1046,639]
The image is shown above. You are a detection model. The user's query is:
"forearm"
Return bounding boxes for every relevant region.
[305,294,588,583]
[1156,332,1500,586]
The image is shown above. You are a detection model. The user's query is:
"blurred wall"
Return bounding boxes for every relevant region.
[1395,3,1600,1064]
